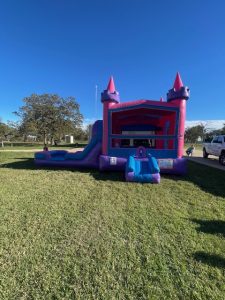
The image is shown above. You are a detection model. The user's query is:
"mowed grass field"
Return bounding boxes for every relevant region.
[0,141,88,151]
[0,152,225,299]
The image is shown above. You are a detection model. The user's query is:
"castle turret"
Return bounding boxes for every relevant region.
[167,73,190,158]
[101,76,120,155]
[101,76,120,104]
[167,72,190,103]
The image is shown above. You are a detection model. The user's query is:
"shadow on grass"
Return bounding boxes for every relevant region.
[0,158,125,181]
[193,251,225,269]
[92,171,124,182]
[192,219,225,269]
[0,158,36,170]
[191,219,225,237]
[183,161,225,198]
[161,161,225,198]
[1,158,225,197]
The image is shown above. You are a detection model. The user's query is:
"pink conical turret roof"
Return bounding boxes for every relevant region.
[107,76,116,93]
[101,75,120,103]
[173,72,184,91]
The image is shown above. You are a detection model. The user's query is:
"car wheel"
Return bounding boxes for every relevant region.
[203,148,209,158]
[219,154,225,166]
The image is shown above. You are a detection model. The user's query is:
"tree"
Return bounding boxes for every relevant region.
[0,121,11,147]
[73,127,89,141]
[5,121,23,141]
[15,94,83,144]
[203,124,225,142]
[221,124,225,135]
[185,124,207,143]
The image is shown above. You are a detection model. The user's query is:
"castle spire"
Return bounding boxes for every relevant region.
[173,72,184,91]
[107,76,116,93]
[167,72,190,102]
[101,75,120,103]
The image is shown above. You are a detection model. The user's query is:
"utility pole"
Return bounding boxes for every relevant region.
[95,85,98,120]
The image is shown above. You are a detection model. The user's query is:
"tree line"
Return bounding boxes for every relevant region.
[0,94,89,147]
[185,123,225,144]
[1,93,224,147]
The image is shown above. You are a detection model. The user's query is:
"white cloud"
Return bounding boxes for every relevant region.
[185,120,225,130]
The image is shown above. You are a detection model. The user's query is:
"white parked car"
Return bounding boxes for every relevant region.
[203,135,225,166]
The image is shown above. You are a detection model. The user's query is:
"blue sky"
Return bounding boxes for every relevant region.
[0,0,225,124]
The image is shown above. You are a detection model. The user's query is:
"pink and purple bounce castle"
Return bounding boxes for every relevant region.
[35,73,190,183]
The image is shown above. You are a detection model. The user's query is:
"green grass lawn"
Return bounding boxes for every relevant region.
[0,152,225,299]
[0,141,88,151]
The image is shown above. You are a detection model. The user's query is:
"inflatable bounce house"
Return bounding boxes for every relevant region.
[35,73,190,183]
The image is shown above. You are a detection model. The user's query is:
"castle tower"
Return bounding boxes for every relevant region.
[167,72,190,158]
[101,76,120,155]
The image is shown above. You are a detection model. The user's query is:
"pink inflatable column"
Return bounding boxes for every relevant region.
[102,101,109,155]
[177,99,186,158]
[167,73,190,158]
[101,77,120,155]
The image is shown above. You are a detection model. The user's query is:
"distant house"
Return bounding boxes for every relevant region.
[65,135,74,144]
[27,135,37,141]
